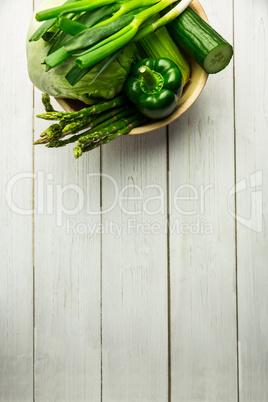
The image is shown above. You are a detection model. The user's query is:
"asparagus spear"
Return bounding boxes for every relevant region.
[46,107,136,148]
[37,95,129,120]
[49,110,141,151]
[61,116,94,135]
[41,93,56,113]
[36,111,67,121]
[74,114,146,158]
[62,105,129,135]
[36,103,133,145]
[34,94,147,158]
[63,96,129,119]
[78,112,142,147]
[78,116,135,148]
[86,115,146,149]
[35,124,63,145]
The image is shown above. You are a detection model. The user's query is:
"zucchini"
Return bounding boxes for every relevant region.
[167,7,233,74]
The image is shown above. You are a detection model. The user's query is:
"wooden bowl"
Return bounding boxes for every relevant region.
[56,0,208,135]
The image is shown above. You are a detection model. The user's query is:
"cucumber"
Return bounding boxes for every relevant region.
[167,7,233,74]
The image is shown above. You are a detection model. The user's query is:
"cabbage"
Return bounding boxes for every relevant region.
[26,0,137,104]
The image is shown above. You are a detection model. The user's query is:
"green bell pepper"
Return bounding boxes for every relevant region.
[124,57,183,120]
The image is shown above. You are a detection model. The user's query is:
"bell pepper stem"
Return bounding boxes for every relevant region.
[139,66,160,89]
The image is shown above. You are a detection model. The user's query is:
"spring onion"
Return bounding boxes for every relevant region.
[29,0,79,41]
[47,5,120,55]
[30,0,193,86]
[75,0,193,69]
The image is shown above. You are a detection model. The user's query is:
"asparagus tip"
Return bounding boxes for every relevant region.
[34,137,48,145]
[74,146,82,159]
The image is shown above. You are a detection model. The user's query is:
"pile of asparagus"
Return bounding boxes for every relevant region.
[35,94,146,158]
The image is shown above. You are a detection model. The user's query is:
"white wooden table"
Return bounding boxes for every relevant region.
[1,0,267,401]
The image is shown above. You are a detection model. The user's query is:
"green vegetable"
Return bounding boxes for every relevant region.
[74,0,194,70]
[65,47,123,87]
[167,6,233,74]
[137,25,190,86]
[28,0,78,41]
[35,95,132,144]
[124,57,183,119]
[133,0,194,40]
[42,93,55,112]
[57,17,88,36]
[42,30,61,43]
[34,94,146,158]
[64,64,93,86]
[78,112,141,148]
[47,5,120,55]
[30,0,193,79]
[29,19,57,42]
[45,14,134,69]
[44,105,137,147]
[74,113,146,158]
[26,0,137,104]
[67,15,134,53]
[35,0,158,21]
[36,95,128,120]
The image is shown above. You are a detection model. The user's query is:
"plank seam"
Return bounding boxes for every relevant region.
[32,86,36,401]
[232,0,240,400]
[166,125,171,402]
[32,0,36,396]
[100,146,103,402]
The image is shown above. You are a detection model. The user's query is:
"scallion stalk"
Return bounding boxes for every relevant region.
[29,19,57,42]
[47,4,121,55]
[32,0,194,86]
[75,0,180,69]
[35,0,125,21]
[57,17,88,36]
[65,48,123,86]
[76,23,137,69]
[29,0,80,41]
[93,0,161,28]
[45,14,134,69]
[134,0,193,40]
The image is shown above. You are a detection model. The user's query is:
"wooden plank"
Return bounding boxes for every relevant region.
[101,129,169,401]
[33,89,102,400]
[234,0,268,400]
[0,0,34,400]
[168,0,237,400]
[32,0,102,396]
